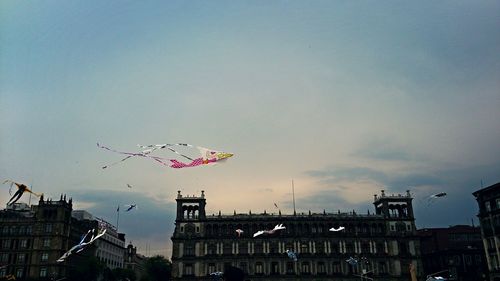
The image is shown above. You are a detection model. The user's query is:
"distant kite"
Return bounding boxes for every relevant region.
[286,249,298,262]
[97,143,233,169]
[209,271,223,281]
[57,228,106,262]
[235,229,244,237]
[253,224,286,237]
[346,257,358,266]
[126,184,132,188]
[329,226,345,232]
[125,204,137,212]
[3,180,43,205]
[427,192,447,206]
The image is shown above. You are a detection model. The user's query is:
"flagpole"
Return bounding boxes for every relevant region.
[292,179,296,216]
[116,205,120,232]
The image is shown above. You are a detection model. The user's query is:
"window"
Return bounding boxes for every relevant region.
[43,238,50,247]
[0,253,8,262]
[0,267,5,277]
[45,224,52,233]
[184,264,193,276]
[20,240,28,248]
[271,262,279,275]
[16,268,23,278]
[1,240,10,249]
[286,262,294,274]
[496,198,500,209]
[378,262,387,274]
[2,227,8,235]
[485,202,491,212]
[301,243,308,254]
[208,263,216,274]
[318,262,326,275]
[255,262,263,275]
[301,262,310,274]
[239,262,248,274]
[40,268,47,278]
[333,261,341,274]
[26,226,32,234]
[41,253,49,262]
[184,244,194,256]
[17,254,25,263]
[10,226,17,235]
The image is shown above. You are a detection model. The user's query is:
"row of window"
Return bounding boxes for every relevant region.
[484,198,500,212]
[0,267,24,279]
[190,240,400,256]
[0,225,32,235]
[183,261,389,276]
[0,224,53,236]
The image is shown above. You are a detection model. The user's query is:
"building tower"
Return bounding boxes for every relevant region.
[373,190,420,278]
[175,190,206,222]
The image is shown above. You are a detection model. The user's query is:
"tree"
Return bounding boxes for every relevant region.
[143,255,172,281]
[67,256,105,281]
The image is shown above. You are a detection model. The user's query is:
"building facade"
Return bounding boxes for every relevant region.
[171,190,422,281]
[0,195,126,280]
[418,225,488,281]
[473,182,500,281]
[0,195,97,280]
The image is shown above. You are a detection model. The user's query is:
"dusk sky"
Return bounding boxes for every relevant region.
[1,1,499,258]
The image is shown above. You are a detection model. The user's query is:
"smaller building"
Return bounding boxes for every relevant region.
[473,182,500,281]
[418,225,488,281]
[73,211,126,270]
[125,243,147,280]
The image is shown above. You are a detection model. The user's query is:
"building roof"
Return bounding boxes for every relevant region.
[472,182,500,197]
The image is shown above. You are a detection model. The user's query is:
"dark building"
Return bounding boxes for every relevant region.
[473,182,500,281]
[0,195,97,280]
[171,190,422,280]
[0,195,127,280]
[125,243,146,280]
[418,225,487,281]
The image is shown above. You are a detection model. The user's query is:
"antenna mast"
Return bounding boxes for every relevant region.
[292,180,296,215]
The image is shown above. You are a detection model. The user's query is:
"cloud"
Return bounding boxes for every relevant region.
[352,138,414,162]
[303,162,500,228]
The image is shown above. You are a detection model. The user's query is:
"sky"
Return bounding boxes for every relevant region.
[1,1,499,258]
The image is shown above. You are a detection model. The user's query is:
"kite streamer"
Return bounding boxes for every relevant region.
[97,142,233,169]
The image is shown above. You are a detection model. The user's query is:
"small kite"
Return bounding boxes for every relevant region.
[97,143,233,169]
[427,192,447,206]
[126,184,132,188]
[3,180,43,206]
[57,228,106,262]
[209,271,223,281]
[274,203,279,209]
[426,277,447,281]
[235,229,244,237]
[286,249,298,262]
[346,257,358,266]
[125,204,137,212]
[329,226,345,232]
[253,224,286,237]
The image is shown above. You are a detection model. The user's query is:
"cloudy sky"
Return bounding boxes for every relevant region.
[1,1,499,258]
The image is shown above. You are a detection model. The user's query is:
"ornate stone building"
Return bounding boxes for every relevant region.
[0,195,96,280]
[473,182,500,281]
[171,190,422,280]
[0,195,126,280]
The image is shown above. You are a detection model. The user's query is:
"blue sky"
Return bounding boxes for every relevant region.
[1,1,499,257]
